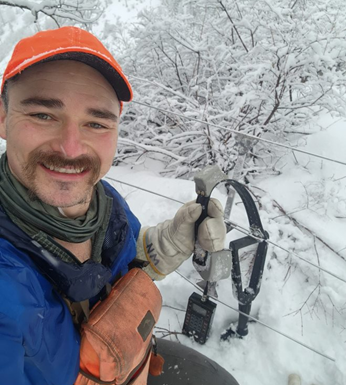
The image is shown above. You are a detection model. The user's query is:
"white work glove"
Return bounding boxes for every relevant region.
[136,199,226,280]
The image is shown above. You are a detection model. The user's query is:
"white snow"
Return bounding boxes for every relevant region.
[105,113,346,385]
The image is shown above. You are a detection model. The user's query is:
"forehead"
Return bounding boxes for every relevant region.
[8,60,119,102]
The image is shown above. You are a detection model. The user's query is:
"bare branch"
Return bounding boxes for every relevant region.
[0,0,102,24]
[219,1,249,53]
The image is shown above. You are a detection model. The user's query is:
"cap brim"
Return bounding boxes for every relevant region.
[38,52,132,102]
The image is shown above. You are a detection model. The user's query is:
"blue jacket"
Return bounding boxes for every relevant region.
[0,181,141,385]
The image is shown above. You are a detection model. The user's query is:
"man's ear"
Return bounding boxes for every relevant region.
[0,99,7,140]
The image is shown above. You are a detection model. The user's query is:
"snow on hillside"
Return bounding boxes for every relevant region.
[106,114,346,385]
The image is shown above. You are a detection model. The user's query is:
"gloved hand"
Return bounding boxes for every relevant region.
[136,198,226,280]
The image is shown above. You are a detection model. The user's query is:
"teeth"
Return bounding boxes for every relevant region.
[44,164,85,174]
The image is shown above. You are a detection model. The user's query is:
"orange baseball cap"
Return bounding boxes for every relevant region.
[1,26,132,104]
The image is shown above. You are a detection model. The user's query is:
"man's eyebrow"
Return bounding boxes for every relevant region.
[19,98,118,122]
[20,97,64,109]
[87,108,118,123]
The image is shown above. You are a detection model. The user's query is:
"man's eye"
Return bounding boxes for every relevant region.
[89,122,106,129]
[31,113,51,120]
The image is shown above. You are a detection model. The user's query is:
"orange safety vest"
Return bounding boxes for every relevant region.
[74,268,162,385]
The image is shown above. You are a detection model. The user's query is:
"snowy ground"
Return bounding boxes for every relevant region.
[106,114,346,385]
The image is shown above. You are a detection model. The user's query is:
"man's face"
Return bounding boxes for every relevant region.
[0,60,120,217]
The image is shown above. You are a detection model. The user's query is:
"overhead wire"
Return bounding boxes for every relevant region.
[106,176,346,284]
[175,271,336,363]
[106,176,338,362]
[227,220,346,284]
[106,177,184,204]
[131,100,346,168]
[114,84,345,364]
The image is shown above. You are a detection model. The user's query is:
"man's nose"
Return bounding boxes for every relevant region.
[55,123,87,158]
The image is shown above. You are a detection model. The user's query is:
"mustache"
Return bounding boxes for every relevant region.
[21,150,102,205]
[26,151,101,172]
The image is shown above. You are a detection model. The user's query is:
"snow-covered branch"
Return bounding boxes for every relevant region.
[116,0,346,178]
[118,138,188,162]
[0,0,102,25]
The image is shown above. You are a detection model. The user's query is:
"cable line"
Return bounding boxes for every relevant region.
[131,100,346,168]
[175,271,336,363]
[106,176,183,204]
[106,176,346,284]
[227,220,346,284]
[108,176,339,361]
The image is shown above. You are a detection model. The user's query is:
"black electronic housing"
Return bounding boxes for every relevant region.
[182,292,217,344]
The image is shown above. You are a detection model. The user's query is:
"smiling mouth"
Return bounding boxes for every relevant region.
[42,163,86,174]
[26,151,100,184]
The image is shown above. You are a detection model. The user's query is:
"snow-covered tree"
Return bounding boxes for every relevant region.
[0,1,103,75]
[0,0,102,26]
[118,0,346,179]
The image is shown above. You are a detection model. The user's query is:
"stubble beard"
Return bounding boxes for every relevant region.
[23,150,101,207]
